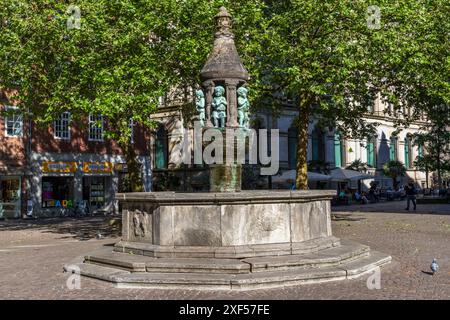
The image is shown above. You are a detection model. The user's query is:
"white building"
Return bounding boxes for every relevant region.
[264,95,428,190]
[148,89,429,191]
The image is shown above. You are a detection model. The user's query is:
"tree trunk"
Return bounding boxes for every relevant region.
[296,93,312,190]
[123,143,144,192]
[436,148,442,190]
[392,174,398,190]
[113,118,144,193]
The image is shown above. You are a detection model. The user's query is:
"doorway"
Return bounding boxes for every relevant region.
[0,176,21,219]
[82,176,106,213]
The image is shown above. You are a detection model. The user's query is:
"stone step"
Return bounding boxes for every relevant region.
[242,240,369,272]
[229,251,391,290]
[83,240,369,275]
[64,262,129,282]
[85,252,251,274]
[71,250,391,290]
[84,251,150,272]
[341,250,392,279]
[144,258,251,274]
[115,267,349,290]
[114,236,341,259]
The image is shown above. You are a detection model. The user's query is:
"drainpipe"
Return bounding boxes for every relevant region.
[25,108,33,218]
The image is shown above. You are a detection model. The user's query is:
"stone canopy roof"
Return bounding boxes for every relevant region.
[200,7,250,83]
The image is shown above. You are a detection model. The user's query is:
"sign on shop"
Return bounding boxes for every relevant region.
[83,162,113,174]
[43,199,74,208]
[42,162,77,173]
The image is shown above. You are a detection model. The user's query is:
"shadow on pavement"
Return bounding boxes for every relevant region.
[421,271,434,276]
[331,213,367,222]
[0,216,121,241]
[332,202,450,216]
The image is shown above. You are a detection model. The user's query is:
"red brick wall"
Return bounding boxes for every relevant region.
[0,105,27,172]
[1,88,150,157]
[32,118,150,156]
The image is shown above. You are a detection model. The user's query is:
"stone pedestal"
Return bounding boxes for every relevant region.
[209,164,241,192]
[204,128,247,192]
[65,190,391,290]
[117,191,333,256]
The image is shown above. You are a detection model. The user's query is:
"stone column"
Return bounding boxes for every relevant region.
[226,80,239,127]
[208,129,246,193]
[325,132,335,167]
[204,81,214,127]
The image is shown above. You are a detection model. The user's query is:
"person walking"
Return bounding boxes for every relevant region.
[405,181,417,210]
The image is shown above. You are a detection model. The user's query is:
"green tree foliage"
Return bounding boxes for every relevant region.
[383,160,407,189]
[346,160,369,173]
[258,0,448,189]
[413,105,450,189]
[373,0,449,127]
[1,1,447,192]
[0,0,265,190]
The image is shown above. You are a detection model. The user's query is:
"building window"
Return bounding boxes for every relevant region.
[4,106,23,137]
[288,127,298,169]
[311,128,325,162]
[367,137,376,167]
[54,112,71,140]
[334,132,344,168]
[389,137,398,161]
[42,177,74,208]
[367,101,375,114]
[404,136,412,168]
[88,114,104,141]
[155,125,168,169]
[417,144,424,159]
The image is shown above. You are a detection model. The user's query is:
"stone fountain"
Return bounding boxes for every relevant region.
[65,7,390,290]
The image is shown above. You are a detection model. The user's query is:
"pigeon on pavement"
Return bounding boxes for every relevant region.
[430,259,439,275]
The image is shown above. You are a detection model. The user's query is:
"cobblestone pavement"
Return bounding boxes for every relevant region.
[0,201,449,300]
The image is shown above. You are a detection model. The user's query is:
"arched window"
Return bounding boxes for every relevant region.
[288,127,298,169]
[418,144,424,159]
[334,132,344,168]
[367,137,376,167]
[155,125,168,169]
[389,136,397,161]
[404,136,412,168]
[311,127,325,162]
[416,138,424,161]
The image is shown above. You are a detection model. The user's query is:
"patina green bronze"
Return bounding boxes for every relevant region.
[197,7,252,192]
[237,86,250,128]
[211,86,227,128]
[196,89,206,127]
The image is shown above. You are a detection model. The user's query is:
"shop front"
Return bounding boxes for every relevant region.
[41,162,77,213]
[42,176,75,209]
[30,153,151,217]
[0,176,21,219]
[81,162,113,214]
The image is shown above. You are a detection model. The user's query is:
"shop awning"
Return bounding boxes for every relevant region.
[272,170,331,183]
[329,168,373,182]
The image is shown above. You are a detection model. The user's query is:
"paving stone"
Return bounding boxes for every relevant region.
[0,202,449,299]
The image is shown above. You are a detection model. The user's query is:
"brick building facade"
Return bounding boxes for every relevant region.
[1,91,152,218]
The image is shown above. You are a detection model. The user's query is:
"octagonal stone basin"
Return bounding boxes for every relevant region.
[114,190,336,259]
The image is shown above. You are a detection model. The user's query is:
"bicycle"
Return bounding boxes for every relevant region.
[59,206,75,218]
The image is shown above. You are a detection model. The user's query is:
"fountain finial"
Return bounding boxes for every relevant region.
[215,6,233,37]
